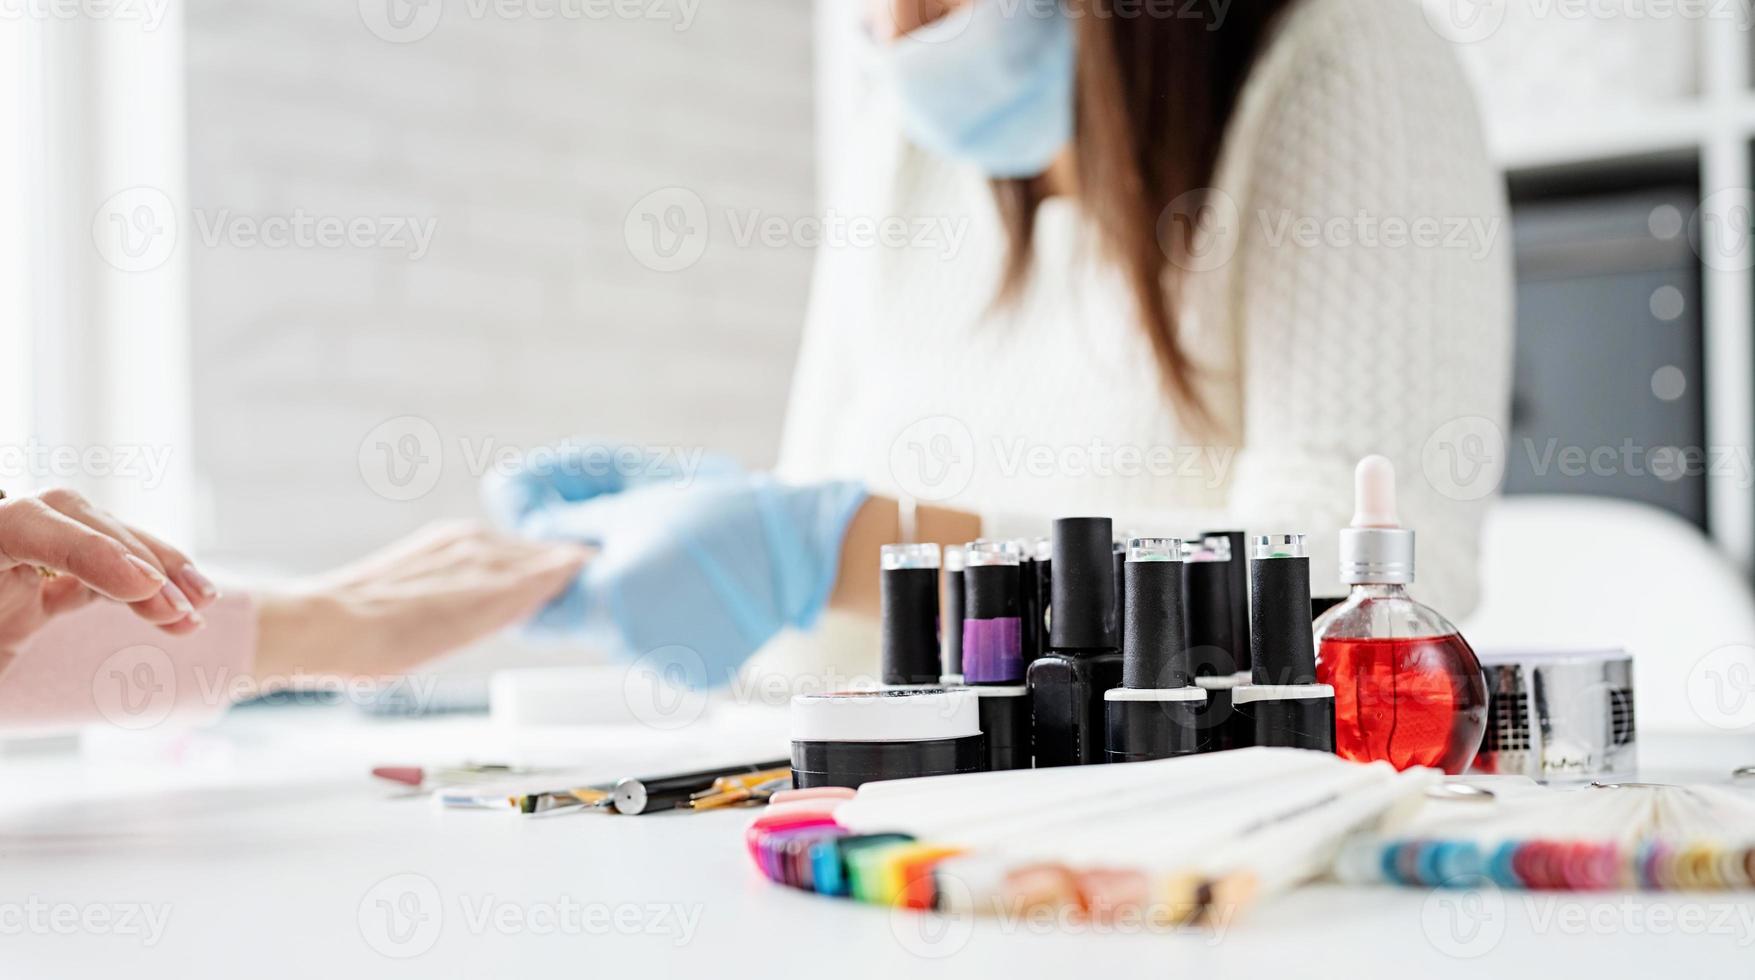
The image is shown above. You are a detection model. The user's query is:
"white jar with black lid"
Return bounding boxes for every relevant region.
[789,688,985,789]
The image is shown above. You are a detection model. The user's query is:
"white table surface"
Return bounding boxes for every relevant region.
[2,703,1752,979]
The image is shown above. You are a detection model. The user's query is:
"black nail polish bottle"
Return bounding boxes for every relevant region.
[1183,534,1253,752]
[1026,517,1122,767]
[1105,538,1205,762]
[879,543,941,688]
[964,541,1030,771]
[1233,533,1335,752]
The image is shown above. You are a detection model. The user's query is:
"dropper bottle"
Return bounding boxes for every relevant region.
[1313,456,1489,774]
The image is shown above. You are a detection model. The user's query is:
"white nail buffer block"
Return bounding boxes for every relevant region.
[489,666,641,726]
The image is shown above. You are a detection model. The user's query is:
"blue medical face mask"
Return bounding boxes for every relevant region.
[874,0,1074,179]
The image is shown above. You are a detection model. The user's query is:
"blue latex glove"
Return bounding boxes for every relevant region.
[483,442,867,688]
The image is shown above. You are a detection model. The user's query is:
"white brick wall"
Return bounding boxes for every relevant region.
[183,0,818,573]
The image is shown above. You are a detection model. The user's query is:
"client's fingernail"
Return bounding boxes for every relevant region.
[180,563,219,600]
[125,554,167,585]
[185,612,206,630]
[161,582,193,615]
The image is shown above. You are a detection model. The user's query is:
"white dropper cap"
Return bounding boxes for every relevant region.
[1338,455,1415,584]
[1351,454,1400,528]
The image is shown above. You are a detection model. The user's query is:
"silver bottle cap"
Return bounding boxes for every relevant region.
[1338,526,1415,584]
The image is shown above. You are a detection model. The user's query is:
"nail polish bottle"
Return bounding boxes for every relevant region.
[1314,456,1488,774]
[963,541,1030,770]
[1182,534,1252,752]
[1105,538,1204,762]
[1026,517,1122,767]
[940,545,966,685]
[879,543,941,688]
[1026,536,1052,661]
[1234,533,1334,751]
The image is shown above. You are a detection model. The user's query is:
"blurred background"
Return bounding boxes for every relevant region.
[4,3,1755,703]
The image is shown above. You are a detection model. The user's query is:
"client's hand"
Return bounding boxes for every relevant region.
[252,522,588,684]
[0,487,218,660]
[483,443,866,688]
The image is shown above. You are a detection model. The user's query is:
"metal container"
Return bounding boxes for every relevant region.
[1470,649,1636,782]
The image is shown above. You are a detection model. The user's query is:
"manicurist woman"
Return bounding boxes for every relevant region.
[485,0,1512,686]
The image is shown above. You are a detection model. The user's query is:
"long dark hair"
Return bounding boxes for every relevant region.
[990,0,1296,430]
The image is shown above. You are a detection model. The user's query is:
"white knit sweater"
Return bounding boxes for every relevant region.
[763,0,1511,681]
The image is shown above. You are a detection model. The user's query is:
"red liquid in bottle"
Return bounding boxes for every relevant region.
[1317,634,1488,774]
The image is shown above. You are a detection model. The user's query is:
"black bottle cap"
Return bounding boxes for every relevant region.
[1249,534,1318,686]
[1049,517,1117,652]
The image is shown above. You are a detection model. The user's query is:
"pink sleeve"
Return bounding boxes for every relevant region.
[0,594,257,735]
